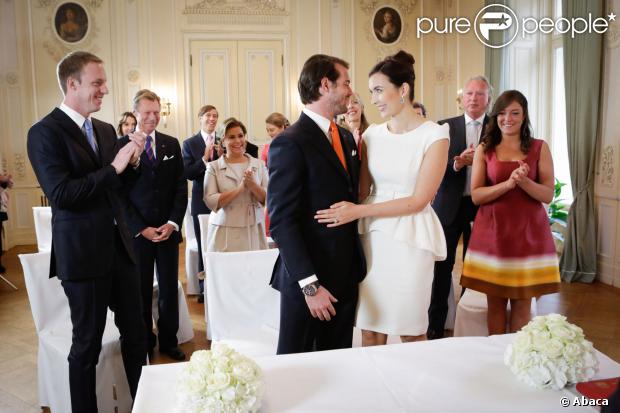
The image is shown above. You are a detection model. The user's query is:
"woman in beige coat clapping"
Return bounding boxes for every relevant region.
[203,119,269,252]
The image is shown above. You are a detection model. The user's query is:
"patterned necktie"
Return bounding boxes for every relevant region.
[329,121,348,173]
[82,118,98,153]
[145,135,155,163]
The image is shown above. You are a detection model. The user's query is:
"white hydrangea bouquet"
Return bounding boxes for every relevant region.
[176,343,263,412]
[504,314,599,390]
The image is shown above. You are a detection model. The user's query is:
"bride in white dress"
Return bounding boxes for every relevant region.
[315,51,449,346]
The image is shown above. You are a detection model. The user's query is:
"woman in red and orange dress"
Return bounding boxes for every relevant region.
[461,90,560,335]
[261,113,289,236]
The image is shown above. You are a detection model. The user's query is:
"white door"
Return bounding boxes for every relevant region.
[190,39,284,146]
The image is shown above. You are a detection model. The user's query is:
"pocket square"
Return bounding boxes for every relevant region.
[351,150,357,156]
[163,155,174,161]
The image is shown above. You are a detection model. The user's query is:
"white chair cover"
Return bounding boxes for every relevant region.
[152,277,194,344]
[32,207,52,252]
[205,249,280,356]
[183,201,200,295]
[19,252,131,413]
[454,288,538,337]
[197,214,211,339]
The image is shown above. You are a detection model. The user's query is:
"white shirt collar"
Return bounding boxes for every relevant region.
[464,112,486,125]
[200,129,215,143]
[303,107,332,140]
[59,102,88,129]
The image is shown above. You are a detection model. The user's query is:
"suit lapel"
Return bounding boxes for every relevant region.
[299,113,349,184]
[51,108,100,166]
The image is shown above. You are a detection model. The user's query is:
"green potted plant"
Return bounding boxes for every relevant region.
[548,179,569,254]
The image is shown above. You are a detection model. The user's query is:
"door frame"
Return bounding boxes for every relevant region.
[183,32,291,136]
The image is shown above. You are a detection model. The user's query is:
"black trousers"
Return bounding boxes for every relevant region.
[135,234,180,350]
[191,213,205,293]
[61,232,146,413]
[277,288,358,355]
[427,196,477,335]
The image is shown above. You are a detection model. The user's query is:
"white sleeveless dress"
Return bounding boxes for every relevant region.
[355,121,449,336]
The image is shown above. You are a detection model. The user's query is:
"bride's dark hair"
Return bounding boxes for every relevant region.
[369,50,416,102]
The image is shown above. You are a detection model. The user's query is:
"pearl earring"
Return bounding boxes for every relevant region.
[400,95,405,104]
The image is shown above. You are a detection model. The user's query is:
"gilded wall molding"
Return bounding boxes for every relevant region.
[600,145,615,188]
[183,0,288,16]
[606,21,619,49]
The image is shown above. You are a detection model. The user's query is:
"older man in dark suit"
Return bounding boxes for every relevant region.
[268,54,366,354]
[182,105,219,303]
[121,89,188,361]
[427,76,491,339]
[27,51,147,412]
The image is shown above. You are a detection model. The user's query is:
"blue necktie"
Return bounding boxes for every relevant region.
[82,118,98,153]
[145,135,155,163]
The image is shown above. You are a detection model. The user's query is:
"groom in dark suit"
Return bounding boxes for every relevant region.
[268,54,366,354]
[427,75,491,339]
[121,89,188,361]
[27,51,147,412]
[181,105,220,302]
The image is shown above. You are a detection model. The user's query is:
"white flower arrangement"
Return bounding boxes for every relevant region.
[504,314,599,390]
[176,343,263,413]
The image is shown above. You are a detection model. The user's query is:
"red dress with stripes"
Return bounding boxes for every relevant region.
[461,139,560,299]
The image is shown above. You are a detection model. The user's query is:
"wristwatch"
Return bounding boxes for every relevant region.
[302,281,320,297]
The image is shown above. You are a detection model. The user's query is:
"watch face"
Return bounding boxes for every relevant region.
[303,284,318,296]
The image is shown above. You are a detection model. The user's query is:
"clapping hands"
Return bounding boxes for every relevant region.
[242,167,257,189]
[506,161,530,189]
[454,144,475,170]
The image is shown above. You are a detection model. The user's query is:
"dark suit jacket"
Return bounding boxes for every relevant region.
[182,132,219,216]
[267,112,366,299]
[119,131,187,242]
[432,114,489,227]
[27,108,137,280]
[246,141,259,158]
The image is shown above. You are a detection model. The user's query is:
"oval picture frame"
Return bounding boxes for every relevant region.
[372,6,403,45]
[54,2,90,44]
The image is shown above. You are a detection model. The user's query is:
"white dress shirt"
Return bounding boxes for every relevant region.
[455,113,485,196]
[200,129,217,166]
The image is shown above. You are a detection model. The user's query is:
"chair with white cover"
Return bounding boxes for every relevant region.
[152,275,194,344]
[183,201,200,295]
[32,206,52,252]
[454,288,538,336]
[205,249,280,357]
[19,252,131,413]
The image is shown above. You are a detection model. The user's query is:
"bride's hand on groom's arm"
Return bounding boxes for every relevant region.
[314,201,361,227]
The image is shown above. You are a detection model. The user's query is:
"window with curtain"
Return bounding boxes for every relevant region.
[550,0,573,202]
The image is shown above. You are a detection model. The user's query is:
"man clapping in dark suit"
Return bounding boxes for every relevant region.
[268,54,366,354]
[427,76,491,339]
[181,105,220,302]
[121,89,188,361]
[27,51,147,412]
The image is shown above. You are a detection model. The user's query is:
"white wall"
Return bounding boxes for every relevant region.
[596,0,620,287]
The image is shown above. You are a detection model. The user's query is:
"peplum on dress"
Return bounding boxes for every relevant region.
[355,121,449,336]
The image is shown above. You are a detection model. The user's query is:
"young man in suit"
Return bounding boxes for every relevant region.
[27,51,147,411]
[181,105,220,303]
[121,89,188,361]
[268,54,366,354]
[427,76,492,339]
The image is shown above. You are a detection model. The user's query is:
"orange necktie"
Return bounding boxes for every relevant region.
[329,121,348,173]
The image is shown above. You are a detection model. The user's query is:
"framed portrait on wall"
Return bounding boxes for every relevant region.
[372,6,402,45]
[54,2,89,43]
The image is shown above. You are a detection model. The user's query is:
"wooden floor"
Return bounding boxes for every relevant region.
[1,244,619,412]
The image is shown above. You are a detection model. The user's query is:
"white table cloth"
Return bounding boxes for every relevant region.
[134,334,620,412]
